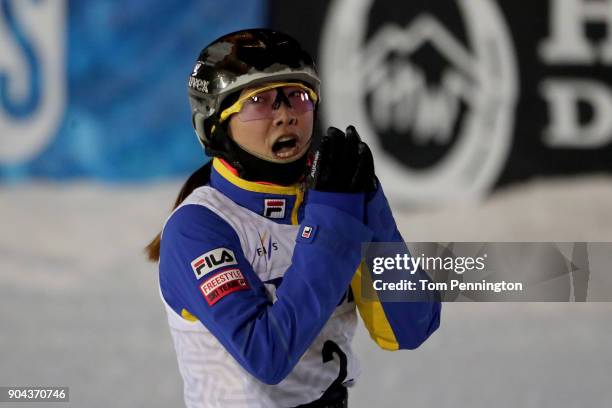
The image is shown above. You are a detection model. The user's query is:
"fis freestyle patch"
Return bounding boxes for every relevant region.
[191,248,237,280]
[200,269,249,306]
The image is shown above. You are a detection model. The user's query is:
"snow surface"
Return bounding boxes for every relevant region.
[1,175,611,407]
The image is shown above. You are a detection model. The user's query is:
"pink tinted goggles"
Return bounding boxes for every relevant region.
[219,82,318,123]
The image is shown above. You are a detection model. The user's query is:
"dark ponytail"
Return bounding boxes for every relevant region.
[145,161,213,262]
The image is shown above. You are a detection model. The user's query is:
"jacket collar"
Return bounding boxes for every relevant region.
[209,158,304,225]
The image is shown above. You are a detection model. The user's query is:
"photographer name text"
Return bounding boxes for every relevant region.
[370,254,524,293]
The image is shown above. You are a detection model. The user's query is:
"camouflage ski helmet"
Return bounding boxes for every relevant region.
[188,29,320,149]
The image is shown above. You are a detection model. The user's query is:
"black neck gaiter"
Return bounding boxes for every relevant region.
[207,113,313,186]
[229,138,310,186]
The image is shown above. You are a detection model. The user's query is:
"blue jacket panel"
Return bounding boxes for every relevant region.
[355,181,441,350]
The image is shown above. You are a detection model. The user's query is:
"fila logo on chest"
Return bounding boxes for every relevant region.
[264,199,286,219]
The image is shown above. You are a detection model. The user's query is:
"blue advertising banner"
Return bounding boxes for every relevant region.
[0,0,266,182]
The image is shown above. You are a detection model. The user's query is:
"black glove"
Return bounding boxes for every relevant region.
[307,126,377,193]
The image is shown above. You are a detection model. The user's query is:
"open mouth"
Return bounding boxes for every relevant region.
[272,135,299,159]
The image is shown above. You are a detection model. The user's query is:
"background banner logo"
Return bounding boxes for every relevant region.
[321,0,518,205]
[0,0,67,164]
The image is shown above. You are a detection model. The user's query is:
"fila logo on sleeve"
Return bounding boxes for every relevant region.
[200,269,249,306]
[191,248,237,280]
[302,226,313,239]
[298,225,318,243]
[264,199,286,219]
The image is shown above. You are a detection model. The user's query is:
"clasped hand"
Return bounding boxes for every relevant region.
[307,126,377,193]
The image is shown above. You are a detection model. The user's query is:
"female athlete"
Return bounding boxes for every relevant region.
[147,29,440,408]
